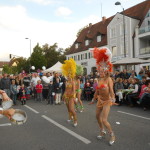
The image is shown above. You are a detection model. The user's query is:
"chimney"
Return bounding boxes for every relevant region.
[89,23,92,27]
[102,16,106,23]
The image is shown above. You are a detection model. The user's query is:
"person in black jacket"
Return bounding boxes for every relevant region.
[54,77,61,105]
[47,81,55,105]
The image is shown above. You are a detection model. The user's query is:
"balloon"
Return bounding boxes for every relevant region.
[42,66,46,70]
[31,66,35,70]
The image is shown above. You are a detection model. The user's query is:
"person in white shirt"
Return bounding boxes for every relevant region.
[31,73,41,99]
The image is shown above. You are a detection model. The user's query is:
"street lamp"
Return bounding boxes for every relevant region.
[115,1,126,58]
[25,38,31,73]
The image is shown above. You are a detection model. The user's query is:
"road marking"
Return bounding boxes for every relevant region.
[0,123,11,127]
[24,105,39,114]
[42,115,91,144]
[118,111,150,120]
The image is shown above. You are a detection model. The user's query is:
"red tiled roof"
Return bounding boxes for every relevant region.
[0,61,10,68]
[66,0,150,55]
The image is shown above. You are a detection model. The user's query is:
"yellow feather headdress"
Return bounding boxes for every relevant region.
[61,58,76,78]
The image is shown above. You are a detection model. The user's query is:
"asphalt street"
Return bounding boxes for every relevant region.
[0,99,150,150]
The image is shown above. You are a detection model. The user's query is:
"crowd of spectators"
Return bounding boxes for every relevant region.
[0,68,150,111]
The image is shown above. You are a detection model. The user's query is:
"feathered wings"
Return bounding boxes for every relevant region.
[76,64,84,76]
[61,58,76,78]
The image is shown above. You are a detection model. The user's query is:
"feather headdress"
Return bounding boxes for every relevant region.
[92,47,113,72]
[76,64,84,76]
[61,58,76,78]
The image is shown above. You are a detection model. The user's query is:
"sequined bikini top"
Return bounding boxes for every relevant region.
[66,82,73,88]
[96,84,108,90]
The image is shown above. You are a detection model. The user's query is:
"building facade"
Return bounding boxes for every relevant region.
[66,1,150,75]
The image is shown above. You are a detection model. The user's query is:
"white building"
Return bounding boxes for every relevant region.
[66,1,150,75]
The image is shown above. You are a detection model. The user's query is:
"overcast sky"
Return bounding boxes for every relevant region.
[0,0,145,61]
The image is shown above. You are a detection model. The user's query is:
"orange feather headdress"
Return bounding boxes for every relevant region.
[92,47,113,72]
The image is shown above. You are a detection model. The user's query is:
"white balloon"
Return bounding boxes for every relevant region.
[42,66,46,70]
[31,66,35,70]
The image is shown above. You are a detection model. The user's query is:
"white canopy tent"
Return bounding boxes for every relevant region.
[43,61,62,73]
[113,58,150,65]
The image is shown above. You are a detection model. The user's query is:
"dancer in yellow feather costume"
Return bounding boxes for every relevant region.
[62,58,77,127]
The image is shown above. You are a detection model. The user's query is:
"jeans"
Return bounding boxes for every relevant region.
[36,93,43,101]
[12,94,17,105]
[48,95,54,104]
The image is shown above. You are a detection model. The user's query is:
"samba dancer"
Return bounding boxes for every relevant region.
[62,58,77,127]
[74,65,84,112]
[91,47,116,145]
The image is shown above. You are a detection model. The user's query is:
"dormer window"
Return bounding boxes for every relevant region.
[75,43,79,49]
[97,35,101,42]
[85,40,89,46]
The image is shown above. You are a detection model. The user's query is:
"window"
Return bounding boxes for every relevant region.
[75,43,78,49]
[110,28,116,38]
[85,53,87,59]
[74,56,76,60]
[120,24,123,36]
[85,40,89,46]
[112,46,117,56]
[78,55,80,61]
[97,35,101,42]
[88,52,90,59]
[81,54,82,60]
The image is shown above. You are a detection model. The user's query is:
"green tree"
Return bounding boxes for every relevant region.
[2,64,12,74]
[30,43,47,70]
[43,43,60,67]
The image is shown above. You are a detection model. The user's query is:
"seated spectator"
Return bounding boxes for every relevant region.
[114,78,124,105]
[123,79,129,89]
[137,80,150,106]
[126,78,140,107]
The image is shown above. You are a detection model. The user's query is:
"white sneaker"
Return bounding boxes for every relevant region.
[73,122,77,127]
[67,119,71,122]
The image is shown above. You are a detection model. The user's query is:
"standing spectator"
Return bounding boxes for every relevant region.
[114,71,120,79]
[47,81,55,105]
[137,71,144,81]
[54,77,61,105]
[41,73,50,101]
[31,73,41,99]
[19,84,27,105]
[35,80,43,102]
[23,74,31,87]
[120,69,130,79]
[1,73,11,97]
[10,80,18,105]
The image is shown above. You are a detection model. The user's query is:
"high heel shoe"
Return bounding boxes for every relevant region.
[97,130,106,140]
[109,132,115,145]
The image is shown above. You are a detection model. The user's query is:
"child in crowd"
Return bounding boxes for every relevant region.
[35,80,43,102]
[10,80,18,105]
[19,84,27,105]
